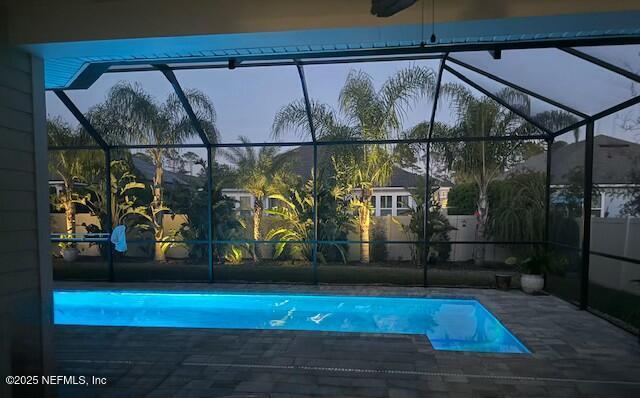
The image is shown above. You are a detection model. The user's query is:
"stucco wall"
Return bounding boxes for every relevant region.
[0,48,52,396]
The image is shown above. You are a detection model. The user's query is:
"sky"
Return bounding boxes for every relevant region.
[45,49,640,153]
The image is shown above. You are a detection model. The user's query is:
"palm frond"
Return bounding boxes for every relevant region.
[379,66,435,131]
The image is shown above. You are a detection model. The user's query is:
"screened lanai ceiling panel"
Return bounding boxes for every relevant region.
[174,66,307,144]
[444,62,584,134]
[450,48,639,116]
[65,70,178,146]
[302,59,440,142]
[571,44,640,77]
[433,68,548,138]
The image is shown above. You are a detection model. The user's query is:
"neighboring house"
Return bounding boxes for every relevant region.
[222,146,453,217]
[511,135,640,218]
[49,154,192,199]
[49,150,453,217]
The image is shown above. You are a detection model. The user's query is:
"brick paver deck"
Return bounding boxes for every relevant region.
[54,283,640,397]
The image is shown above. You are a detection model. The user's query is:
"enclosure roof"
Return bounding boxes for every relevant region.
[10,4,639,90]
[44,37,640,147]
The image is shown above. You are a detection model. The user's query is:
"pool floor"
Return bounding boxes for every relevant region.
[54,290,529,354]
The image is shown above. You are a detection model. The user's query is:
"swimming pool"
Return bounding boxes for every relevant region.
[53,291,529,354]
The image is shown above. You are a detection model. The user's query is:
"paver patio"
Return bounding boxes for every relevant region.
[54,283,640,397]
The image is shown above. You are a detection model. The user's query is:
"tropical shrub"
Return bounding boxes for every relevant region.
[446,183,478,215]
[487,172,546,249]
[266,176,352,263]
[272,66,436,263]
[48,118,95,246]
[404,183,455,264]
[370,222,388,263]
[89,82,218,261]
[165,160,248,264]
[223,137,293,260]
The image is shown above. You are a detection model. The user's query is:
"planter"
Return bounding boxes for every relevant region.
[61,247,79,262]
[520,274,544,294]
[495,273,512,291]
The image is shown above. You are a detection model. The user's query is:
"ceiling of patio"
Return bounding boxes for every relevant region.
[3,1,640,90]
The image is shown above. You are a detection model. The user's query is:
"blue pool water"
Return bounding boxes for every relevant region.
[54,291,529,354]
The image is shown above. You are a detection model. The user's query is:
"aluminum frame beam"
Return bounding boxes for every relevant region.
[443,64,555,136]
[560,47,640,84]
[296,63,319,283]
[62,35,640,90]
[156,64,211,146]
[580,122,595,310]
[447,56,589,119]
[422,54,447,286]
[551,94,640,138]
[54,90,109,149]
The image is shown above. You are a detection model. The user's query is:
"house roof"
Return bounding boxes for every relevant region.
[278,146,452,188]
[48,154,192,186]
[49,147,455,189]
[510,135,640,185]
[130,155,192,186]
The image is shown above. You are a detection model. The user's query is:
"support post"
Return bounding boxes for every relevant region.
[207,145,214,282]
[580,122,595,310]
[543,137,553,290]
[312,143,318,284]
[105,148,114,281]
[296,62,319,284]
[423,55,446,287]
[423,143,431,287]
[544,137,553,245]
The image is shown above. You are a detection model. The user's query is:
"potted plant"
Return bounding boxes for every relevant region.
[506,248,566,294]
[58,234,79,262]
[496,259,517,291]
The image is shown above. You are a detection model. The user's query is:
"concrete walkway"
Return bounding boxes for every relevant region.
[53,283,640,397]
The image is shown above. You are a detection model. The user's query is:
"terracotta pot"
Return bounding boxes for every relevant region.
[495,274,512,291]
[521,274,544,294]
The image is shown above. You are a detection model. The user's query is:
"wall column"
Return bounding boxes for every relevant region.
[0,48,54,396]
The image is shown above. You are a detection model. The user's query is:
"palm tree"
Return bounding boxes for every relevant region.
[530,110,580,142]
[487,171,546,257]
[431,84,581,264]
[48,118,94,241]
[272,66,435,263]
[431,85,534,264]
[90,82,218,261]
[75,158,149,234]
[222,136,292,260]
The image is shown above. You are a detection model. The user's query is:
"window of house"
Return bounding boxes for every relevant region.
[239,196,252,216]
[380,195,392,216]
[397,195,410,215]
[268,197,284,210]
[591,192,604,218]
[239,196,252,210]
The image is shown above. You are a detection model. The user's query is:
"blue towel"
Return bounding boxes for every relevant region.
[110,225,127,253]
